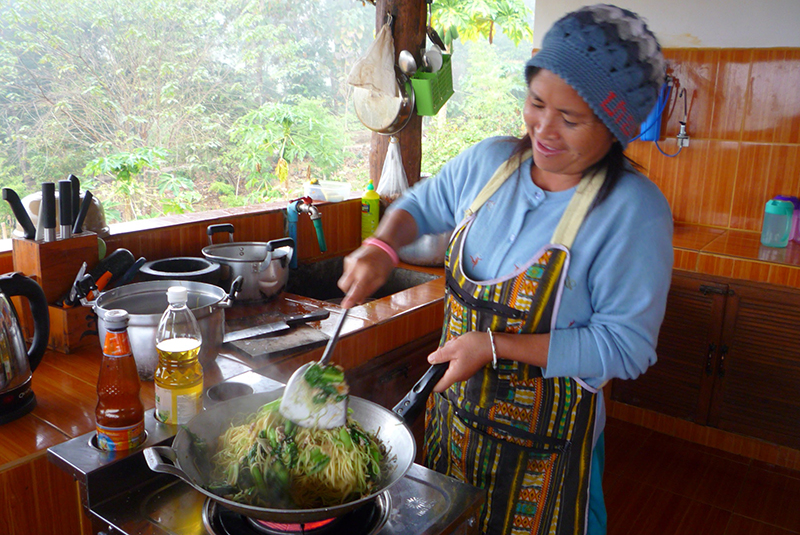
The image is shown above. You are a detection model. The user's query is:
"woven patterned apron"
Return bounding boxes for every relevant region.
[424,152,606,535]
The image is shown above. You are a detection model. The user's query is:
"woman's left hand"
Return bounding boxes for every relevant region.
[427,331,493,392]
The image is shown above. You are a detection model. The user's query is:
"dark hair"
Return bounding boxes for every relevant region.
[513,66,645,206]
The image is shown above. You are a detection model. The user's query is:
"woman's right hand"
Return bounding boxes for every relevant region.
[338,244,396,308]
[338,207,420,309]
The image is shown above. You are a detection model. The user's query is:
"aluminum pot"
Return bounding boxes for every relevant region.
[202,224,294,302]
[92,278,241,380]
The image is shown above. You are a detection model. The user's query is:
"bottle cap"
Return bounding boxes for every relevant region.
[104,309,129,328]
[167,286,189,305]
[765,199,794,216]
[367,180,375,191]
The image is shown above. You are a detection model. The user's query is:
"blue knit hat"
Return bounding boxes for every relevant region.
[526,4,665,148]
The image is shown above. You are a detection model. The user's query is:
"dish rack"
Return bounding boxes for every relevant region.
[410,54,454,116]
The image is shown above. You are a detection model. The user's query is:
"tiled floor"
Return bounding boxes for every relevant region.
[604,418,800,535]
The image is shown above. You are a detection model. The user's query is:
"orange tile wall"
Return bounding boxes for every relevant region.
[626,48,800,231]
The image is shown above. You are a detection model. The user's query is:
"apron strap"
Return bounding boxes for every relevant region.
[464,149,532,218]
[550,166,606,248]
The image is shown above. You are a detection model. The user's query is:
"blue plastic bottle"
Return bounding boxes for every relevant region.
[760,199,793,248]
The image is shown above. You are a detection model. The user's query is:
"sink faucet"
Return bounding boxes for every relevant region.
[287,197,327,268]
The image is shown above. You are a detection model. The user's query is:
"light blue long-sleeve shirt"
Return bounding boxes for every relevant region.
[391,137,674,389]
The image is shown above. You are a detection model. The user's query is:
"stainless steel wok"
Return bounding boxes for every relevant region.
[144,389,417,523]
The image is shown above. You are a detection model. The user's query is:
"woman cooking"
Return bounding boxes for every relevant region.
[339,4,673,534]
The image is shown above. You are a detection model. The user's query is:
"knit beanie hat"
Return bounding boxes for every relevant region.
[526,4,665,148]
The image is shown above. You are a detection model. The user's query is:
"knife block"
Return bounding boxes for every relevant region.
[11,233,100,353]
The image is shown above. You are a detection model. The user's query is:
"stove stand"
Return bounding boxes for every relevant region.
[203,492,391,535]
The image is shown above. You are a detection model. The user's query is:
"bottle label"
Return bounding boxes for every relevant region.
[96,421,145,452]
[155,382,203,425]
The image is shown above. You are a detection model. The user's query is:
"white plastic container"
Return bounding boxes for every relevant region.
[303,181,351,203]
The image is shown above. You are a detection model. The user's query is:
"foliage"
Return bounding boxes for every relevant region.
[224,98,348,202]
[422,40,526,175]
[431,0,533,47]
[0,0,533,224]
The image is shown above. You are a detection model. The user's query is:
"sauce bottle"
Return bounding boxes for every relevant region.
[154,286,203,425]
[361,179,380,240]
[95,309,146,451]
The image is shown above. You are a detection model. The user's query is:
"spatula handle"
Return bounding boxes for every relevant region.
[319,308,349,366]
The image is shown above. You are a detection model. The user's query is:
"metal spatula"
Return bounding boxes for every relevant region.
[279,308,350,428]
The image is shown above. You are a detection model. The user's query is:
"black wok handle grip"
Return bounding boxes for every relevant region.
[2,188,36,239]
[392,362,448,425]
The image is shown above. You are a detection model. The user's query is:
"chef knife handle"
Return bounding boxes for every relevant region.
[72,191,93,234]
[2,188,36,239]
[69,175,80,224]
[392,362,448,425]
[41,182,56,231]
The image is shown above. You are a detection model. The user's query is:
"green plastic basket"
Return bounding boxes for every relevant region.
[410,54,454,116]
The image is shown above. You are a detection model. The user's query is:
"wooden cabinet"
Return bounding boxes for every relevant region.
[346,331,440,463]
[612,271,800,449]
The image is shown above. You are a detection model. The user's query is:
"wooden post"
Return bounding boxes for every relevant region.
[371,0,427,189]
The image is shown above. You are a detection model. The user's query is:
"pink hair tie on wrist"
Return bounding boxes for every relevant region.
[363,237,400,267]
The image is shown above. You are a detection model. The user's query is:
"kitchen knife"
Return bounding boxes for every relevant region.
[58,180,72,239]
[72,190,92,234]
[69,175,80,225]
[41,182,56,242]
[85,248,136,300]
[2,188,36,239]
[223,308,330,344]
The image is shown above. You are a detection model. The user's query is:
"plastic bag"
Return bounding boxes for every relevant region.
[377,136,408,209]
[346,22,397,97]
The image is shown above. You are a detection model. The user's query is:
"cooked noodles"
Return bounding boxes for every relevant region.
[208,398,386,508]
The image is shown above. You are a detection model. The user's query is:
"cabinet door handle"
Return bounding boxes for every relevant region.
[718,345,728,377]
[706,343,716,375]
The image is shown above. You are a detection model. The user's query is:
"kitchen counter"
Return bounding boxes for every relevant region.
[0,262,445,469]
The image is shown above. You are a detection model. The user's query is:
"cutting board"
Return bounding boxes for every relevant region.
[227,325,329,360]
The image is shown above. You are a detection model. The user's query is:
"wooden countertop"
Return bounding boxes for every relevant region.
[0,264,445,469]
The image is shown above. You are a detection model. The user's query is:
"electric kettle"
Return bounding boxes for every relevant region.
[0,272,50,425]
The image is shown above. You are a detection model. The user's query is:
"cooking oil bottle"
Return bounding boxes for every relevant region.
[154,286,203,425]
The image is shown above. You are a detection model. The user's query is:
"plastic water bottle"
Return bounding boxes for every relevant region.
[154,286,203,425]
[760,199,793,248]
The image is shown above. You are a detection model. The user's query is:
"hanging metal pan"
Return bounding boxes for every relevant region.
[352,73,415,135]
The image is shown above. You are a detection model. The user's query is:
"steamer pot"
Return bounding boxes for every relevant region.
[92,278,241,380]
[139,257,221,286]
[202,224,294,302]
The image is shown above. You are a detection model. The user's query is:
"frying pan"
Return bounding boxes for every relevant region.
[144,389,418,523]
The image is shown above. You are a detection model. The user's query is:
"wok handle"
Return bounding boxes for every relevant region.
[392,362,447,425]
[144,446,195,483]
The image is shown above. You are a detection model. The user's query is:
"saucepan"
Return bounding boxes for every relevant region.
[143,360,447,523]
[202,224,294,302]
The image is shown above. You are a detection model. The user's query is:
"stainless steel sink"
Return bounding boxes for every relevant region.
[287,256,440,303]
